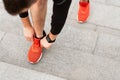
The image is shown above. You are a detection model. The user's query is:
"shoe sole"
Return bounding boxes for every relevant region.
[28,53,43,64]
[77,15,86,24]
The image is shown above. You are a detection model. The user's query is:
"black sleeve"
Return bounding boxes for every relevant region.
[19,11,28,18]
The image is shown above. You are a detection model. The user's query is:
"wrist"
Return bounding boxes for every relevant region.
[19,11,28,18]
[48,32,57,41]
[46,34,56,43]
[21,17,32,28]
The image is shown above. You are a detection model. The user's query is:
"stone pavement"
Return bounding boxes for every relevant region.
[0,62,66,80]
[0,0,120,80]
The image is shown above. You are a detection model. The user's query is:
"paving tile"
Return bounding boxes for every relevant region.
[88,2,120,30]
[0,31,5,41]
[0,62,66,80]
[56,23,98,53]
[0,62,8,79]
[0,0,2,3]
[96,25,120,37]
[66,19,97,31]
[69,53,120,80]
[94,33,120,60]
[0,33,30,64]
[91,0,106,3]
[106,0,120,7]
[0,3,25,36]
[0,31,5,59]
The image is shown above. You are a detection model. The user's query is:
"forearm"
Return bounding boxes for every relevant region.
[19,11,32,28]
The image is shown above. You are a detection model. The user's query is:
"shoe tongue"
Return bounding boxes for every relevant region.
[34,38,40,45]
[80,2,89,7]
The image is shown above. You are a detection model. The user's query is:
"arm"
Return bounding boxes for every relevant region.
[19,11,35,41]
[19,11,31,28]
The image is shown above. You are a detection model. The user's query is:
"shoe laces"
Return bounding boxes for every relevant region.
[33,38,40,47]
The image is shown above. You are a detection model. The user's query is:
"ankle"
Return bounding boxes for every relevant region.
[35,30,46,39]
[48,32,57,41]
[35,34,43,39]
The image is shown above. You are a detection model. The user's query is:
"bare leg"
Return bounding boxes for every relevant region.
[30,0,47,38]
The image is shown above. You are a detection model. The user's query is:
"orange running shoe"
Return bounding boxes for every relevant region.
[28,37,42,63]
[28,31,46,64]
[77,1,90,23]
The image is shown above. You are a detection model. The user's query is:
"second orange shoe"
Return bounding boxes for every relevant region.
[77,1,90,23]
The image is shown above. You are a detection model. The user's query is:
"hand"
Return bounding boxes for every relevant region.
[23,27,35,41]
[41,37,52,49]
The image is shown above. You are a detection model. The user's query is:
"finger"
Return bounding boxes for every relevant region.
[30,37,33,42]
[26,37,32,41]
[26,38,31,41]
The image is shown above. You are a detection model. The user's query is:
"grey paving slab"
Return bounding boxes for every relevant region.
[2,47,119,80]
[0,3,24,36]
[0,33,30,64]
[0,31,5,59]
[106,0,120,7]
[1,50,120,80]
[96,25,120,37]
[69,53,120,80]
[40,47,120,80]
[94,33,120,61]
[70,0,79,11]
[66,19,97,31]
[68,0,79,19]
[0,31,5,41]
[0,62,8,79]
[47,0,53,14]
[56,23,98,53]
[90,0,106,3]
[0,62,66,80]
[88,2,120,30]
